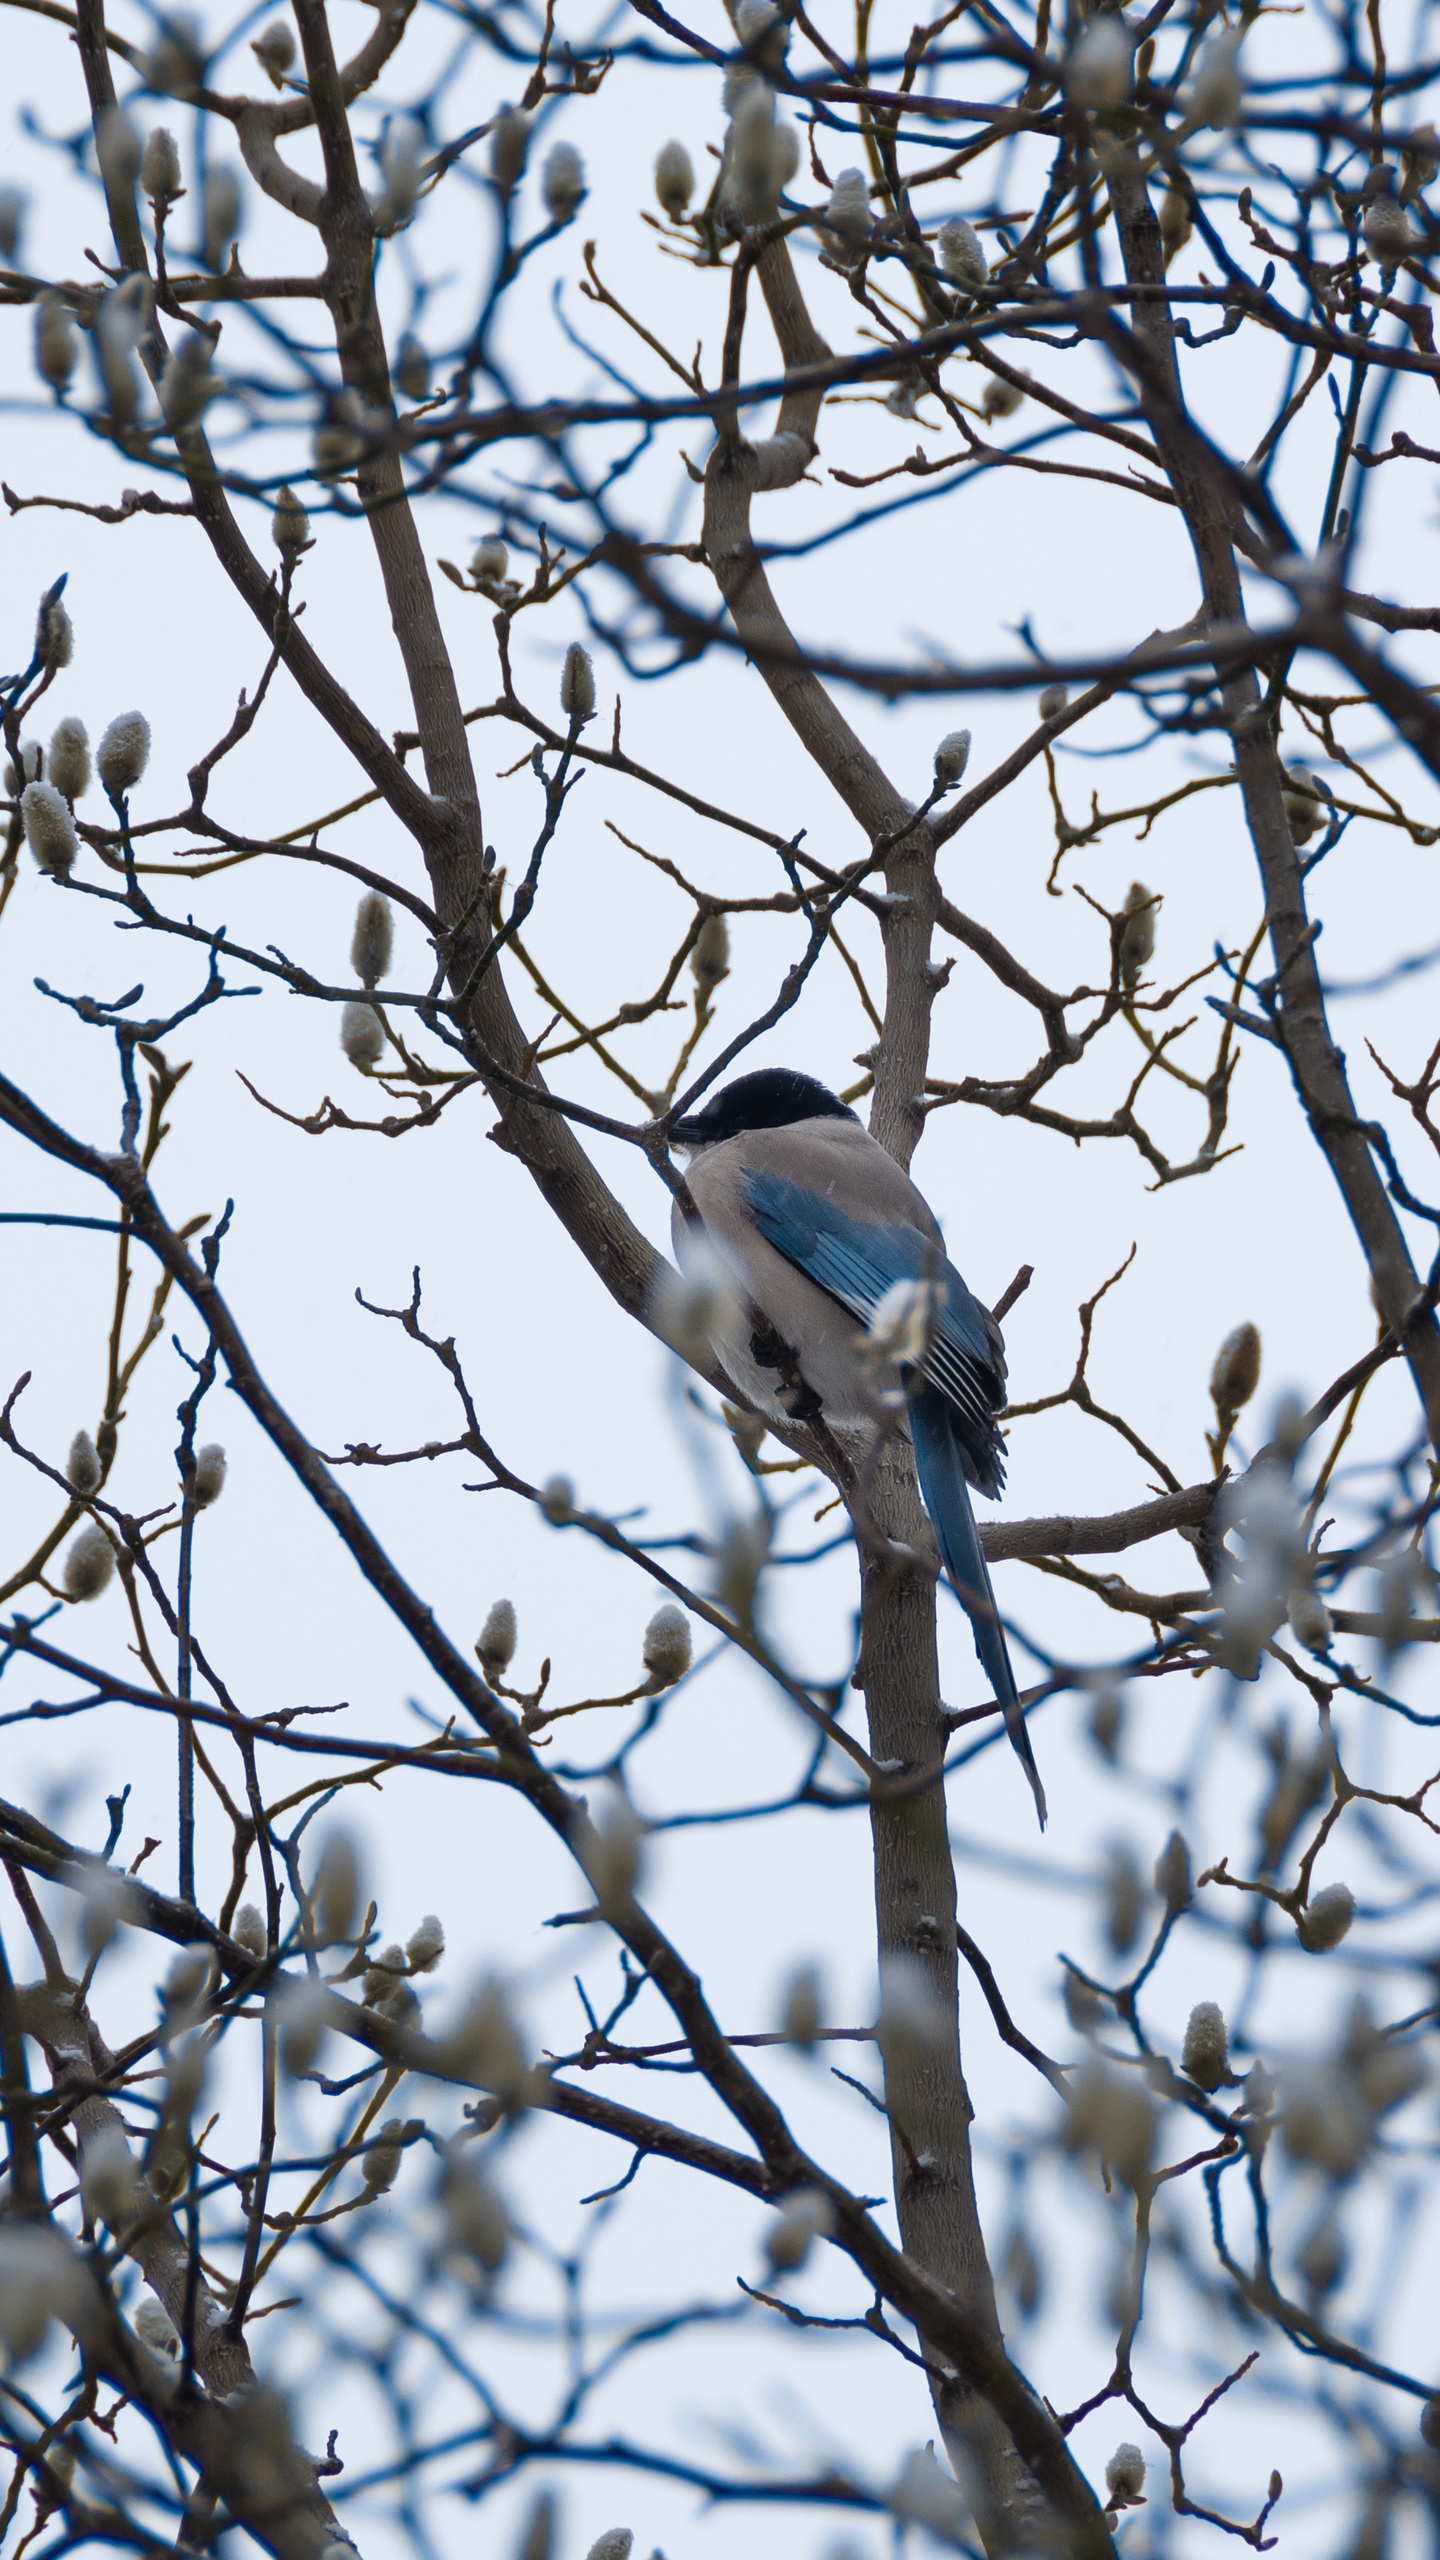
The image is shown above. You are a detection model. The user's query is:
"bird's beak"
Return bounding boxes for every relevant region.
[668,1115,704,1148]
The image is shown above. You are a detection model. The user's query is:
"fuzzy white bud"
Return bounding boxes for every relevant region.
[822,167,871,252]
[440,2157,509,2269]
[539,1474,574,1524]
[1038,682,1068,721]
[1297,1882,1356,1953]
[95,278,147,425]
[1362,183,1412,263]
[691,911,730,994]
[36,592,73,670]
[1210,1320,1261,1414]
[82,2126,142,2229]
[652,1231,743,1368]
[654,140,695,219]
[272,1974,330,2077]
[164,1943,217,2015]
[160,330,220,430]
[765,2186,834,2272]
[1066,14,1133,109]
[96,105,142,194]
[585,1788,644,1910]
[1288,1585,1333,1655]
[377,116,425,229]
[1064,2059,1155,2186]
[309,1831,359,1945]
[937,216,987,290]
[406,1914,445,1973]
[980,374,1025,422]
[727,87,779,220]
[933,728,971,790]
[876,1951,949,2068]
[250,21,296,83]
[1105,2444,1147,2506]
[560,641,595,724]
[585,2535,634,2560]
[146,13,203,95]
[360,2117,406,2194]
[470,537,510,590]
[1297,2211,1344,2296]
[1181,1999,1229,2090]
[67,1429,101,1494]
[233,1902,267,1958]
[5,740,42,794]
[477,1597,518,1676]
[0,187,24,261]
[489,107,530,197]
[396,333,430,401]
[542,142,586,225]
[341,1000,384,1069]
[48,718,91,803]
[0,2229,87,2364]
[142,127,183,207]
[351,891,394,987]
[435,1977,528,2106]
[642,1602,692,1687]
[271,484,311,556]
[135,2296,180,2356]
[1153,1828,1191,1914]
[98,710,150,796]
[35,294,78,391]
[22,780,78,877]
[737,0,788,66]
[204,167,242,271]
[193,1442,227,1507]
[782,1963,822,2047]
[1118,879,1157,988]
[1189,28,1243,128]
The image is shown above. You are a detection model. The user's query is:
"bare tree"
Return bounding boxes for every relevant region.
[2,0,1440,2553]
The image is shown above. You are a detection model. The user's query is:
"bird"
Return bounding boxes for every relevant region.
[669,1066,1045,1825]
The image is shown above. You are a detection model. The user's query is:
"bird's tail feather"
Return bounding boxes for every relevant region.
[911,1388,1047,1828]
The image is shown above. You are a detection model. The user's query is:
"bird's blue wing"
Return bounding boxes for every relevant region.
[741,1169,1006,1490]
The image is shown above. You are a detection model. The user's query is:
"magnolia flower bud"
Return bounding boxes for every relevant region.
[980,373,1025,422]
[35,294,78,391]
[1288,1585,1333,1655]
[0,2229,87,2364]
[67,1428,101,1494]
[360,2117,406,2194]
[406,1914,445,1973]
[765,2186,834,2272]
[470,536,510,590]
[204,167,242,271]
[1105,1842,1145,1954]
[36,591,73,670]
[1181,1999,1229,2090]
[396,333,430,401]
[1189,27,1242,126]
[642,1602,692,1687]
[135,2296,180,2357]
[477,1597,518,1677]
[654,140,695,218]
[270,484,311,558]
[1105,2444,1147,2506]
[341,999,384,1069]
[1063,1967,1106,2033]
[1153,1829,1191,1914]
[1159,180,1193,261]
[782,1962,822,2048]
[146,13,203,95]
[876,1951,948,2068]
[1066,14,1133,109]
[490,106,530,197]
[431,2159,506,2281]
[160,330,220,430]
[1065,2061,1155,2187]
[193,1442,227,1507]
[309,1831,359,1946]
[822,168,872,252]
[96,105,142,194]
[95,275,148,426]
[933,728,971,791]
[560,641,595,724]
[737,0,788,67]
[233,1902,267,1959]
[351,890,394,987]
[98,710,150,797]
[437,1977,528,2105]
[540,1474,574,1524]
[1282,764,1322,844]
[770,122,800,193]
[273,1974,330,2077]
[727,87,779,219]
[1297,2211,1344,2296]
[250,21,296,83]
[585,1789,644,1910]
[1088,1686,1123,1760]
[48,718,91,804]
[653,1233,743,1368]
[81,2126,142,2229]
[1363,187,1412,261]
[1297,1882,1355,1952]
[542,142,586,224]
[1210,1320,1261,1416]
[1038,682,1068,720]
[22,781,78,877]
[1118,881,1157,988]
[165,1943,217,2015]
[937,216,987,290]
[5,740,42,794]
[586,2535,634,2560]
[691,911,730,995]
[0,186,24,261]
[377,116,425,229]
[1280,2059,1369,2173]
[142,127,183,207]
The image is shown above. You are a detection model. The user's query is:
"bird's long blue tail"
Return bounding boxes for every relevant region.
[911,1387,1047,1828]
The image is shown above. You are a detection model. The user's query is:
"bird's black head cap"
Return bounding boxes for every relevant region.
[671,1069,859,1148]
